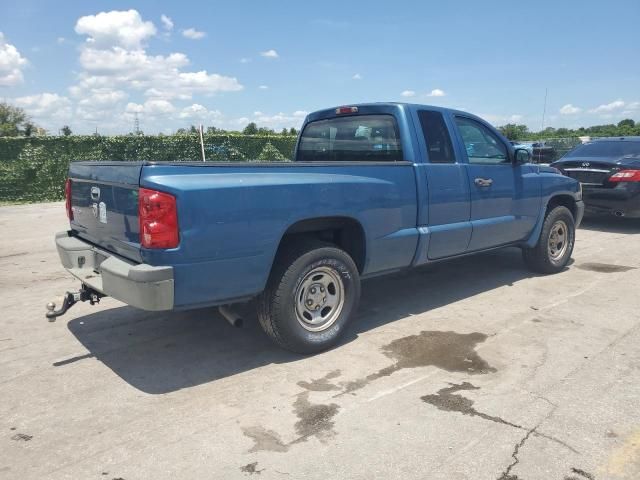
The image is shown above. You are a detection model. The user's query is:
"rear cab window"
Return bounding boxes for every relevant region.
[418,110,456,163]
[297,114,403,162]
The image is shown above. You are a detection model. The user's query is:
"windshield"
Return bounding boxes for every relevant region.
[297,114,403,162]
[565,141,640,158]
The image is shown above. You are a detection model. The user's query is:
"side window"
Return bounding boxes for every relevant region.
[418,110,455,164]
[454,116,508,164]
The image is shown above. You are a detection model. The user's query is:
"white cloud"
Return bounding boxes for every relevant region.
[73,46,242,100]
[75,10,156,49]
[0,32,28,87]
[178,103,222,121]
[401,90,416,98]
[626,101,640,110]
[251,110,308,129]
[126,98,175,115]
[589,99,625,114]
[508,114,523,122]
[14,93,72,127]
[427,88,446,97]
[239,57,251,63]
[352,73,362,80]
[57,37,66,44]
[258,85,268,90]
[559,104,581,115]
[260,49,279,59]
[182,28,206,40]
[160,14,174,31]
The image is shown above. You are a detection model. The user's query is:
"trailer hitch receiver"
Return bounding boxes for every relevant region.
[46,285,104,322]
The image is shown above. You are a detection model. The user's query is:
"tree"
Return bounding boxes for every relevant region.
[242,122,258,135]
[281,127,288,136]
[0,102,28,137]
[498,124,529,140]
[618,119,635,128]
[61,125,72,136]
[289,127,298,136]
[23,122,35,137]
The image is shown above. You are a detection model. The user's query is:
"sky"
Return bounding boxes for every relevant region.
[0,0,639,135]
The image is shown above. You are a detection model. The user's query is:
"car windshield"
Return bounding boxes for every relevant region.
[565,141,640,158]
[297,114,403,162]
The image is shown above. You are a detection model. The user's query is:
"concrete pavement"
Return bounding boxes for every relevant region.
[1,202,639,480]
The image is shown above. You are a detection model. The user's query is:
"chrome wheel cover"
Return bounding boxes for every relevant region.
[548,220,569,261]
[294,266,345,332]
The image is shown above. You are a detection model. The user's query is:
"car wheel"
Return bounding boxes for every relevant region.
[258,239,361,354]
[523,205,575,274]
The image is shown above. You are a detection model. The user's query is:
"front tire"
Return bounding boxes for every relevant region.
[258,240,361,354]
[523,205,575,274]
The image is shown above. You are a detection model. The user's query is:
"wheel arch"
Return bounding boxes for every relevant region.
[273,216,367,274]
[524,193,577,248]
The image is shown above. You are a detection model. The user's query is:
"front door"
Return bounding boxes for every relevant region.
[452,115,537,251]
[415,109,472,259]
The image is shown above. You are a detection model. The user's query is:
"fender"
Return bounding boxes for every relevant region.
[524,191,580,248]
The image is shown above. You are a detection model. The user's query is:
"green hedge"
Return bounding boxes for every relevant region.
[0,134,297,202]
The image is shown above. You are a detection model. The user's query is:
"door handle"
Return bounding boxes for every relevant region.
[474,177,493,187]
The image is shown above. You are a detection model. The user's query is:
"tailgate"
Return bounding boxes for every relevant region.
[68,162,143,262]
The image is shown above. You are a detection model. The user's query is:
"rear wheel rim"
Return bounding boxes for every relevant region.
[294,266,345,332]
[548,220,569,261]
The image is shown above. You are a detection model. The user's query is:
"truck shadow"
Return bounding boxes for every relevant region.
[579,215,640,234]
[64,247,537,394]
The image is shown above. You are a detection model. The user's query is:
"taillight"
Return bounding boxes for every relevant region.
[609,170,640,182]
[138,188,179,249]
[65,178,73,220]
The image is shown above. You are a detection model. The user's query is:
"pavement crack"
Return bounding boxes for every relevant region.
[422,383,579,454]
[497,425,537,480]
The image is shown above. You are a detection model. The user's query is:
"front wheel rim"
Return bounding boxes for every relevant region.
[294,266,345,332]
[548,220,569,261]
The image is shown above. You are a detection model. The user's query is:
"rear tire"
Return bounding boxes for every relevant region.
[523,205,575,274]
[258,240,361,354]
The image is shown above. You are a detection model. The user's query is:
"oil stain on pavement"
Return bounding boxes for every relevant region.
[242,426,288,453]
[291,392,340,443]
[240,461,263,475]
[576,262,636,273]
[340,330,496,395]
[244,331,495,454]
[421,382,521,429]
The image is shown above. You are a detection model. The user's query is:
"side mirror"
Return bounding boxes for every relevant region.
[513,147,531,165]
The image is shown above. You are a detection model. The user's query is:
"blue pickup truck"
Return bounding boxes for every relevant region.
[49,103,584,353]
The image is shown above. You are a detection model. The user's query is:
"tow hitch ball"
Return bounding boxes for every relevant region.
[45,286,103,322]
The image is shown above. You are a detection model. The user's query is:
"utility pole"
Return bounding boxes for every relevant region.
[199,124,206,162]
[134,112,140,135]
[541,87,548,132]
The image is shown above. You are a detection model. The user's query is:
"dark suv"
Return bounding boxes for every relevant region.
[551,137,640,218]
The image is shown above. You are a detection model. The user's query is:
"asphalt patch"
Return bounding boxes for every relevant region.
[11,433,32,441]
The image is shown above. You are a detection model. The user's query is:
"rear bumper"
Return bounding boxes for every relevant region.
[582,184,640,218]
[55,231,174,310]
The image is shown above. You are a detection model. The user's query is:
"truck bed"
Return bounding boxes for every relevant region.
[68,160,419,308]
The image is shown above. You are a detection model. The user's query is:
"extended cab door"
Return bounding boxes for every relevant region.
[414,109,472,259]
[451,115,540,251]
